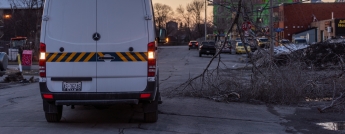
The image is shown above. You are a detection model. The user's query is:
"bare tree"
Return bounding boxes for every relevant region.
[186,0,205,38]
[153,3,174,29]
[176,5,193,40]
[7,0,44,51]
[176,5,192,29]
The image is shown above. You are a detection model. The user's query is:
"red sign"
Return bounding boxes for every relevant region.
[247,21,252,29]
[242,21,252,31]
[22,50,32,66]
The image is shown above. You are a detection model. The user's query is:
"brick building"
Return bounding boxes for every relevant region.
[276,3,345,41]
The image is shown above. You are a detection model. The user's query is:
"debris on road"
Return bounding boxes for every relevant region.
[3,68,38,83]
[252,41,345,68]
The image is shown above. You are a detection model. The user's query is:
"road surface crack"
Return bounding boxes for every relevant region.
[7,96,29,104]
[161,74,172,82]
[158,110,278,124]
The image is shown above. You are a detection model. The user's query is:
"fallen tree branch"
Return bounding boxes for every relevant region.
[317,80,344,113]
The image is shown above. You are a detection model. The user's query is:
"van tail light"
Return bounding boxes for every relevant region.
[196,42,199,46]
[39,43,46,77]
[42,94,53,99]
[140,93,151,99]
[148,42,156,77]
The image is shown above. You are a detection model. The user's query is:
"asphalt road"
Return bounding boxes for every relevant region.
[0,45,343,134]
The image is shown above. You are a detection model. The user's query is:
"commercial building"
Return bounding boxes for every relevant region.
[276,3,345,42]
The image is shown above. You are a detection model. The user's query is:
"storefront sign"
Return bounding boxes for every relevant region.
[335,19,345,36]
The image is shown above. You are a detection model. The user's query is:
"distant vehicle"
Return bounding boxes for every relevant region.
[165,36,178,45]
[248,44,257,52]
[235,42,251,54]
[199,41,216,57]
[235,37,241,42]
[10,37,27,49]
[293,37,307,44]
[206,34,217,41]
[256,37,269,48]
[217,41,232,54]
[245,37,257,52]
[8,37,27,61]
[188,40,198,50]
[279,39,290,46]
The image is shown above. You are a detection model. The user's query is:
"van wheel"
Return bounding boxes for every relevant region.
[45,105,63,122]
[144,90,159,123]
[188,48,190,50]
[199,53,202,57]
[143,100,158,123]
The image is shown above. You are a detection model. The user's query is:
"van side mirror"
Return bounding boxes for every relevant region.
[158,28,167,43]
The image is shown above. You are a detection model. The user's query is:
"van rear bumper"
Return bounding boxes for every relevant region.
[55,99,138,105]
[39,82,157,105]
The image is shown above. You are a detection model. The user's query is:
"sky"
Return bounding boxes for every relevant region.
[152,0,214,19]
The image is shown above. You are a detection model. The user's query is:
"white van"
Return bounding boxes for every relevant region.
[39,0,163,123]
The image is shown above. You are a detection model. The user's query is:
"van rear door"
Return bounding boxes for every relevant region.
[43,0,97,92]
[96,0,148,92]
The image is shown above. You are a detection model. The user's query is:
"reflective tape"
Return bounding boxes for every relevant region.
[46,52,148,62]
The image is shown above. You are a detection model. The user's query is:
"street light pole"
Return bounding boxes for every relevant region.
[269,0,274,59]
[205,0,207,41]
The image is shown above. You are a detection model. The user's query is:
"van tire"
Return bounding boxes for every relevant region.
[144,89,159,123]
[199,53,202,57]
[45,105,63,122]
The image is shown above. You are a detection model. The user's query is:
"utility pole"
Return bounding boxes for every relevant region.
[269,0,274,59]
[205,0,207,41]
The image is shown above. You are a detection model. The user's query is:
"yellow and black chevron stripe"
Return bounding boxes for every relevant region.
[46,52,148,62]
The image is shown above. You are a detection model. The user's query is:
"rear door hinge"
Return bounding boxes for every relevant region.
[145,15,152,20]
[43,15,49,21]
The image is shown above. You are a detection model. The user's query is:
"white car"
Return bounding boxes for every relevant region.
[217,41,232,54]
[39,0,162,123]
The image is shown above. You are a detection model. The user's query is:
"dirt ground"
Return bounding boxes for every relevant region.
[170,66,345,133]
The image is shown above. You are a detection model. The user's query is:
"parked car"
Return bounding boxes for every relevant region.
[188,40,199,50]
[293,37,307,45]
[199,41,217,57]
[217,41,232,54]
[246,38,257,52]
[279,39,290,46]
[249,44,257,52]
[235,37,242,42]
[235,42,251,54]
[256,37,269,48]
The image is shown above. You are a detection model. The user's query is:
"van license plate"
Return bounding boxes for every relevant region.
[62,82,82,91]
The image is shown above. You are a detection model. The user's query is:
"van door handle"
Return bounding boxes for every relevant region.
[98,56,115,60]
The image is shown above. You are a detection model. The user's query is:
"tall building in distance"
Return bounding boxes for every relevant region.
[211,0,295,36]
[211,0,237,35]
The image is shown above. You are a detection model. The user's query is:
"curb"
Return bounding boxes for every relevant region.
[8,62,38,65]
